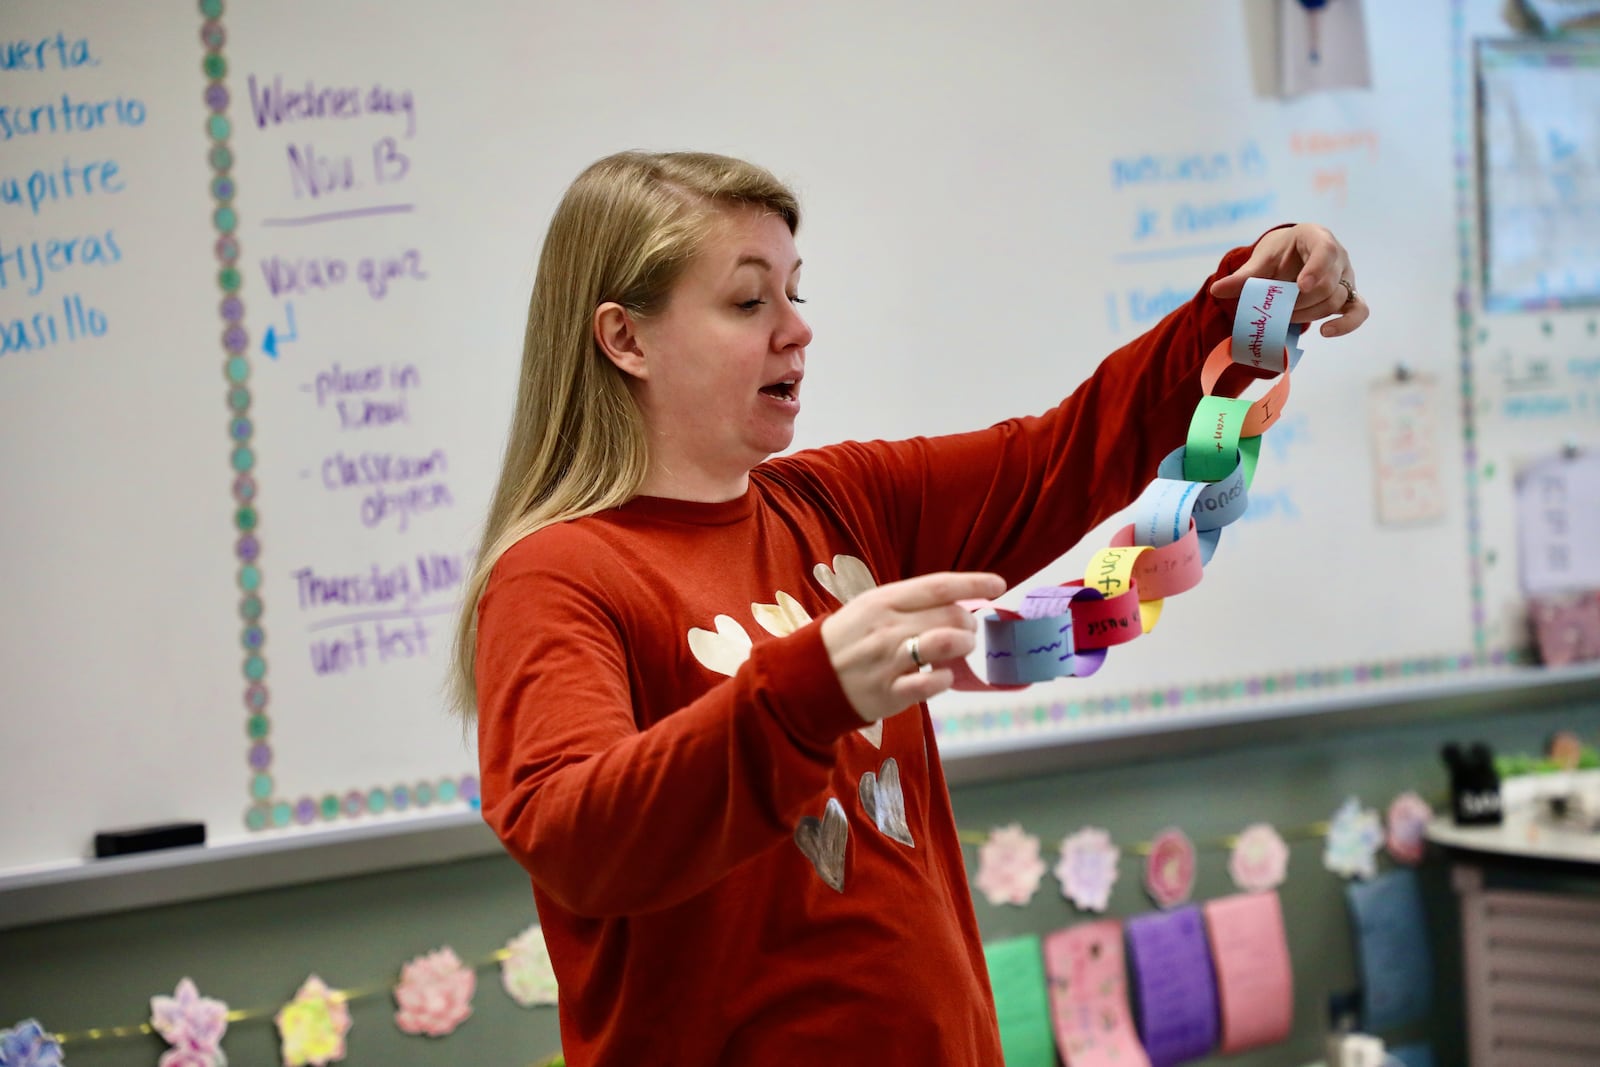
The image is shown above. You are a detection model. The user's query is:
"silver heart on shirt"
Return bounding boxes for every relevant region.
[794,797,849,892]
[858,757,914,848]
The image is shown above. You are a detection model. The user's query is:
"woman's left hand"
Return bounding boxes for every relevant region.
[1208,223,1368,339]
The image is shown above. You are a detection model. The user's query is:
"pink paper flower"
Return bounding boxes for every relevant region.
[1229,822,1289,892]
[1386,791,1433,866]
[393,947,475,1037]
[274,976,350,1066]
[150,978,229,1054]
[501,925,559,1008]
[1055,827,1120,912]
[974,824,1048,906]
[1144,827,1196,909]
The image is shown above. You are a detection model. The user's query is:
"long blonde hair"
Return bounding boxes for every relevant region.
[450,151,801,720]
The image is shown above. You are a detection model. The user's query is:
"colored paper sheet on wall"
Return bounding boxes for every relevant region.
[1042,921,1151,1067]
[984,934,1058,1067]
[1345,868,1434,1032]
[1203,892,1294,1053]
[1278,0,1372,97]
[1125,906,1220,1067]
[1516,451,1600,596]
[1367,376,1446,526]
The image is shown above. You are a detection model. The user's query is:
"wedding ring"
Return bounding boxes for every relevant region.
[906,635,926,670]
[1338,277,1356,301]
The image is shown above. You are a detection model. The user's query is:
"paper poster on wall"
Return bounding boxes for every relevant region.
[1479,39,1600,309]
[1346,868,1435,1032]
[984,935,1057,1067]
[1125,906,1220,1067]
[1515,450,1600,595]
[1278,0,1373,97]
[1368,375,1447,526]
[1043,921,1150,1067]
[1203,892,1294,1053]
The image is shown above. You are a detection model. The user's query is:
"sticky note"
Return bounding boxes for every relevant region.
[1346,868,1434,1032]
[1125,905,1219,1066]
[1203,892,1294,1053]
[984,934,1057,1067]
[1042,921,1150,1067]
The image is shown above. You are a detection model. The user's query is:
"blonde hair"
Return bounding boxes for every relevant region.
[450,151,801,720]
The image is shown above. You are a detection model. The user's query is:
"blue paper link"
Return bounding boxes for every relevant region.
[1345,869,1435,1033]
[984,612,1074,685]
[1230,278,1300,374]
[1126,905,1221,1067]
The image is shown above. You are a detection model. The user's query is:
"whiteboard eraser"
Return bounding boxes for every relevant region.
[93,821,206,858]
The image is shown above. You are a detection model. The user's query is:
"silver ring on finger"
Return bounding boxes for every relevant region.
[1338,277,1356,302]
[905,634,927,671]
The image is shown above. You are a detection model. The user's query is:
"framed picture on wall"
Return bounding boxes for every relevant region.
[1476,38,1600,311]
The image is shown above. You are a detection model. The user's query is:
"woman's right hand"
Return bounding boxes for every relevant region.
[819,571,1006,723]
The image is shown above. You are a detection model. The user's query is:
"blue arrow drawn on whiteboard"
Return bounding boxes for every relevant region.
[262,302,299,359]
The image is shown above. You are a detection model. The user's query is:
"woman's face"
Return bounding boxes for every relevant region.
[630,207,813,497]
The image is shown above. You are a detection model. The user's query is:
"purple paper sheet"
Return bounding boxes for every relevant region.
[1125,905,1220,1067]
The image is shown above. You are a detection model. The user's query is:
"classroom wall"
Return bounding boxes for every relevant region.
[7,695,1599,1067]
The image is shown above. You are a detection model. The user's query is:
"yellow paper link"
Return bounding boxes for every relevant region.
[1083,545,1163,633]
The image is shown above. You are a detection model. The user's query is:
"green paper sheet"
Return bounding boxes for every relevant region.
[984,934,1057,1066]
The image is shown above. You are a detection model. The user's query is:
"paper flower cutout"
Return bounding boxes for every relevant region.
[501,924,559,1007]
[974,823,1048,906]
[1229,822,1290,892]
[393,947,475,1037]
[0,1020,63,1067]
[1144,827,1196,908]
[274,976,350,1066]
[1055,827,1121,912]
[1324,797,1384,880]
[1386,791,1433,866]
[151,978,229,1055]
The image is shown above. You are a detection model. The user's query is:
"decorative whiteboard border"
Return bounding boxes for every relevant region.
[198,0,476,833]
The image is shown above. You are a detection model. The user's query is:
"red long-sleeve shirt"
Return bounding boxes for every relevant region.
[475,243,1252,1065]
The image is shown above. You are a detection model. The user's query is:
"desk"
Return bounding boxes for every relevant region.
[1426,783,1600,1067]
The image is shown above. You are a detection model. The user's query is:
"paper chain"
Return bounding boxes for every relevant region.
[958,278,1304,690]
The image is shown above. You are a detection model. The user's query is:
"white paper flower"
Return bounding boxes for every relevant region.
[1055,827,1120,912]
[501,924,559,1008]
[1324,797,1384,880]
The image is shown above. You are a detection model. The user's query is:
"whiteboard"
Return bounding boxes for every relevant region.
[1,0,1565,879]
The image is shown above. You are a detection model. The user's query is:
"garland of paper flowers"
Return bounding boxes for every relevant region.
[965,789,1435,912]
[955,277,1305,690]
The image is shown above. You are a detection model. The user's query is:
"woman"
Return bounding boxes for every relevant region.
[454,150,1365,1064]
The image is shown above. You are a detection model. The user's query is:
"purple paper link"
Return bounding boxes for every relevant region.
[1020,585,1073,620]
[1126,906,1220,1067]
[1073,648,1108,677]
